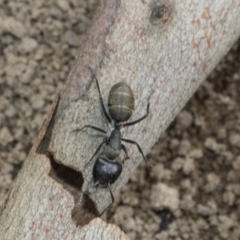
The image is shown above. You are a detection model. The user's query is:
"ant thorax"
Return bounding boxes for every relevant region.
[107,122,115,137]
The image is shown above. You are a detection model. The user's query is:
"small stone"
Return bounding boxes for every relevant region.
[21,60,38,84]
[233,156,240,170]
[5,105,16,117]
[181,179,191,190]
[69,0,82,7]
[155,231,169,240]
[204,137,219,152]
[150,163,165,180]
[197,203,217,216]
[121,191,139,206]
[194,116,206,127]
[233,72,240,81]
[31,94,45,110]
[52,59,61,70]
[218,215,234,239]
[226,184,240,196]
[0,161,13,173]
[14,128,24,141]
[1,17,26,38]
[0,97,9,111]
[171,157,184,171]
[220,151,233,164]
[18,37,38,54]
[34,48,44,61]
[124,217,136,232]
[223,191,235,206]
[57,0,70,11]
[204,173,221,193]
[180,194,195,212]
[0,174,12,187]
[0,127,14,146]
[229,133,240,147]
[112,206,134,224]
[188,148,203,159]
[196,218,209,230]
[150,183,179,211]
[64,30,79,47]
[183,158,194,175]
[169,138,179,149]
[178,140,191,155]
[135,216,144,233]
[227,170,240,182]
[177,110,193,128]
[209,215,218,226]
[217,127,227,139]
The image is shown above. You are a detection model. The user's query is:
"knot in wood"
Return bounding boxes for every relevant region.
[150,0,173,25]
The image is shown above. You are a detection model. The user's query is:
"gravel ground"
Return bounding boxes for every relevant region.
[0,1,240,240]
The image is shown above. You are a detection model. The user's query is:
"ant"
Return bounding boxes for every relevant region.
[76,73,150,165]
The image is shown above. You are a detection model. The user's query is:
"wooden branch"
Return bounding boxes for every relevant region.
[1,0,240,238]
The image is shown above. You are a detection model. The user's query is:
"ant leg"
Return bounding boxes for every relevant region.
[99,183,114,216]
[108,183,114,203]
[78,181,100,207]
[84,182,99,193]
[86,138,107,166]
[121,144,130,161]
[122,102,150,127]
[121,138,146,161]
[91,71,112,123]
[74,125,106,134]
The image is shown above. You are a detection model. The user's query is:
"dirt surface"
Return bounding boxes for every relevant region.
[0,1,240,240]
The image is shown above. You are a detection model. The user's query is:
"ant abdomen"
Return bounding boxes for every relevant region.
[108,82,135,122]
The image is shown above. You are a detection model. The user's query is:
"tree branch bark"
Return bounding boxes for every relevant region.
[1,0,240,238]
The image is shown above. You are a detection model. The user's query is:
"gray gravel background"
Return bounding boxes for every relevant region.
[0,1,240,239]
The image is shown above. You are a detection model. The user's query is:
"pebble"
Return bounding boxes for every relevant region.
[223,191,235,206]
[197,202,217,216]
[180,194,195,212]
[64,30,79,47]
[196,218,209,230]
[150,163,170,181]
[57,0,70,11]
[5,105,16,118]
[18,37,38,54]
[182,158,194,175]
[232,156,240,170]
[178,140,191,155]
[0,127,14,147]
[218,215,234,239]
[188,148,203,159]
[229,133,240,147]
[177,110,193,128]
[217,127,227,139]
[171,157,184,171]
[1,17,26,38]
[204,173,221,193]
[204,137,219,152]
[150,183,179,212]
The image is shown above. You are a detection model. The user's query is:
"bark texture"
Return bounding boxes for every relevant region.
[1,0,240,239]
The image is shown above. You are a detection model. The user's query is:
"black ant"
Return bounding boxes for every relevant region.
[76,73,150,165]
